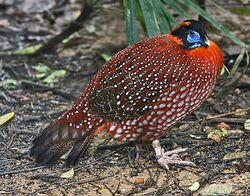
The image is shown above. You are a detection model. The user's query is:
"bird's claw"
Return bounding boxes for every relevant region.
[152,139,196,170]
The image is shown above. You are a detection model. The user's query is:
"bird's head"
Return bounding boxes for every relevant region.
[171,20,210,50]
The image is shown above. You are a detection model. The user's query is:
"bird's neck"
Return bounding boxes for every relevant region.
[187,41,224,80]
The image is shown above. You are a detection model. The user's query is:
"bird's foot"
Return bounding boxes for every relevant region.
[152,139,195,170]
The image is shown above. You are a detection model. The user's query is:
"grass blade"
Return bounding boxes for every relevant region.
[139,0,160,37]
[230,48,247,77]
[124,0,139,45]
[163,0,191,19]
[152,0,177,33]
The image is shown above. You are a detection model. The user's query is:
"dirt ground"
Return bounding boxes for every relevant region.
[0,0,249,195]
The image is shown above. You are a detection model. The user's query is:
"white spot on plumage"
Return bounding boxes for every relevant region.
[166,111,173,116]
[117,128,123,134]
[178,100,184,107]
[114,133,121,139]
[136,128,144,133]
[157,110,164,115]
[110,125,116,131]
[146,132,153,136]
[159,103,166,108]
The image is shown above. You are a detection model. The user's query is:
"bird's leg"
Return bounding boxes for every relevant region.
[126,142,141,166]
[126,142,144,176]
[152,139,196,170]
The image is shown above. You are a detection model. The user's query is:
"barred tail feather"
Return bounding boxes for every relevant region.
[65,134,94,166]
[30,122,94,166]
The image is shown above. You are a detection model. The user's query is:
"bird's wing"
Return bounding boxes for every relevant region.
[88,34,187,121]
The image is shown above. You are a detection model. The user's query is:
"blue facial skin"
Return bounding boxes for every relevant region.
[187,30,204,48]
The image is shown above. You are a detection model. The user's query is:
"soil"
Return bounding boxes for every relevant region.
[0,0,249,195]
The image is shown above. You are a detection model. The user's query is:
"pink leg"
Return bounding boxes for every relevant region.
[152,139,196,170]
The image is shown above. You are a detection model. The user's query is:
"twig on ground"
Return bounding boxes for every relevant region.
[74,147,123,172]
[198,165,225,185]
[102,179,120,196]
[21,80,76,99]
[96,141,137,151]
[0,91,14,103]
[0,166,47,176]
[14,129,37,135]
[33,1,95,55]
[206,107,250,120]
[217,48,249,97]
[63,174,112,189]
[2,64,20,79]
[207,117,247,124]
[207,99,227,113]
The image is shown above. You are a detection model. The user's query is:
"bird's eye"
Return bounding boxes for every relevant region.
[187,30,200,43]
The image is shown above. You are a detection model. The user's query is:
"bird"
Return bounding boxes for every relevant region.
[30,19,223,169]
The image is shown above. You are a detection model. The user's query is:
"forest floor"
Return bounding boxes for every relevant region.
[0,0,249,195]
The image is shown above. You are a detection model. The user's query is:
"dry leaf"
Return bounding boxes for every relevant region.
[60,168,74,178]
[228,129,244,137]
[59,48,77,57]
[244,119,250,131]
[207,128,228,143]
[223,151,246,160]
[232,161,250,170]
[216,122,230,129]
[199,184,232,195]
[234,109,247,116]
[189,181,200,191]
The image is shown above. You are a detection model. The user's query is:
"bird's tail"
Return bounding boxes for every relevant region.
[30,119,103,166]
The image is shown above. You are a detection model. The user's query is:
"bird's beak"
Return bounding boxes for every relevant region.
[203,35,210,47]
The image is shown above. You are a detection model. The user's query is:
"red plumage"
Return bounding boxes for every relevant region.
[30,20,223,166]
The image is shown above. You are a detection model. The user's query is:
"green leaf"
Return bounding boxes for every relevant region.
[206,0,232,16]
[33,64,52,73]
[139,0,160,37]
[176,0,247,47]
[62,34,75,44]
[0,112,15,125]
[220,64,230,76]
[207,128,228,143]
[220,66,225,76]
[43,70,66,84]
[0,79,17,90]
[152,0,176,33]
[135,0,146,31]
[35,73,47,79]
[101,53,111,61]
[233,7,250,15]
[12,44,42,55]
[164,0,191,19]
[230,48,247,77]
[124,0,139,45]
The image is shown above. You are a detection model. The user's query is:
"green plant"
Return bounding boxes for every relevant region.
[124,0,246,47]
